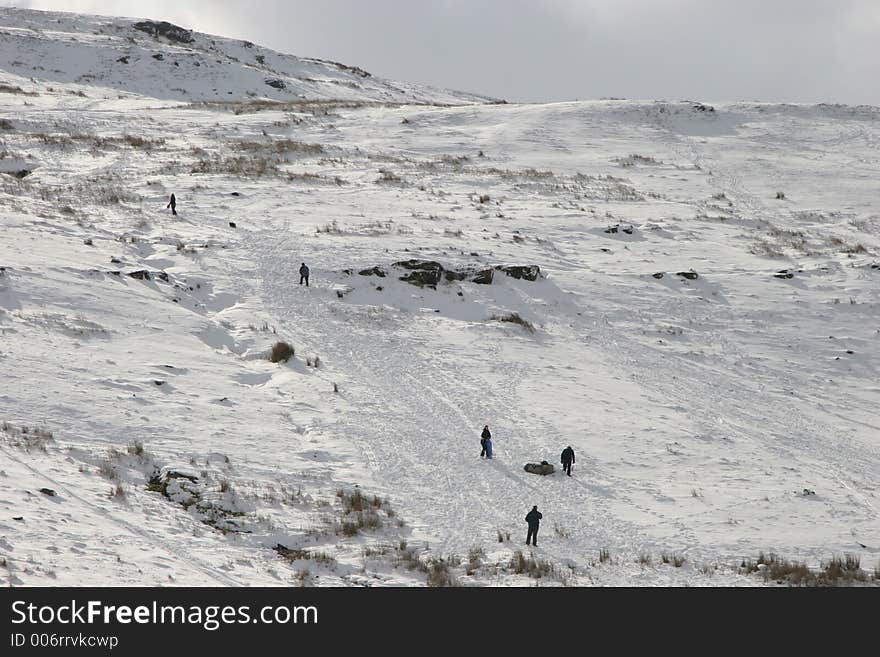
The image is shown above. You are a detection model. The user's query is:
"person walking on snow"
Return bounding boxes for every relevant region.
[480,425,491,458]
[299,262,310,286]
[166,193,177,216]
[561,445,575,477]
[525,505,542,546]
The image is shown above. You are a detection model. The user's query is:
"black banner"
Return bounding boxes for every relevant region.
[1,586,873,653]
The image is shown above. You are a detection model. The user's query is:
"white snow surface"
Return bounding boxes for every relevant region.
[1,8,878,587]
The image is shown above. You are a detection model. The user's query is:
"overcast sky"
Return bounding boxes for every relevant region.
[4,0,880,105]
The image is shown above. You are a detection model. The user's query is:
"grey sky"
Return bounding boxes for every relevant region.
[5,0,880,105]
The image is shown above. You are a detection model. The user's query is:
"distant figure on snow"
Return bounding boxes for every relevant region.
[525,505,542,546]
[299,262,310,286]
[480,425,491,458]
[166,193,177,216]
[561,445,575,477]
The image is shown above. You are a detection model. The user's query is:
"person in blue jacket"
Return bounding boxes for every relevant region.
[480,425,491,458]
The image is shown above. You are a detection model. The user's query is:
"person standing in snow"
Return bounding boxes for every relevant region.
[299,262,310,286]
[166,193,177,216]
[561,445,575,477]
[525,505,542,546]
[480,425,491,458]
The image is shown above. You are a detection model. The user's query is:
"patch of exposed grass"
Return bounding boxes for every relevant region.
[269,341,294,363]
[491,312,535,333]
[509,550,556,579]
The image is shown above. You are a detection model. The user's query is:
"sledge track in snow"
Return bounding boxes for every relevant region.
[253,225,651,572]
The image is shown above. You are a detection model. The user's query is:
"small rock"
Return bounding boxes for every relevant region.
[152,53,164,61]
[83,238,93,246]
[774,270,794,279]
[359,266,387,278]
[231,192,240,196]
[39,488,56,497]
[116,56,129,64]
[228,221,236,228]
[676,270,699,280]
[265,78,286,89]
[652,272,664,279]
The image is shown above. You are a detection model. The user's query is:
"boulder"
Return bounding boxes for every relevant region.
[496,265,541,281]
[399,269,442,287]
[393,260,444,288]
[471,268,494,285]
[443,269,467,282]
[524,462,555,476]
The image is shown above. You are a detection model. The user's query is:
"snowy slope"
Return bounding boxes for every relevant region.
[0,7,494,104]
[1,9,879,587]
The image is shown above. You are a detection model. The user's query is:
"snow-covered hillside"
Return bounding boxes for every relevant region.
[1,8,878,587]
[0,7,493,104]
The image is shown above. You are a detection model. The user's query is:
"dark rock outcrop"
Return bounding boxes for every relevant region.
[127,270,169,282]
[133,20,194,44]
[359,266,387,278]
[265,78,286,90]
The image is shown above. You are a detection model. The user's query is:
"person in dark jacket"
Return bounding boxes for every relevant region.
[299,262,310,286]
[480,425,491,458]
[166,193,177,216]
[525,505,542,546]
[561,446,575,477]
